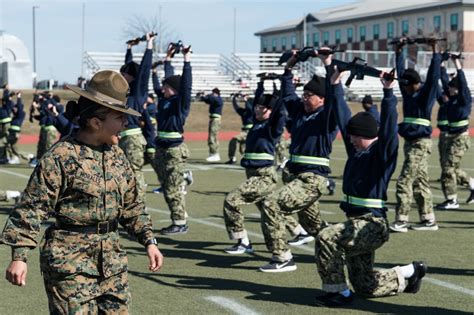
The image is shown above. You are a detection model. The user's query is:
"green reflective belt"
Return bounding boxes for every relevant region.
[40,125,56,131]
[290,155,330,166]
[437,120,448,126]
[0,117,12,124]
[242,124,253,130]
[157,131,182,139]
[243,152,274,160]
[9,125,21,132]
[344,195,385,208]
[146,147,156,153]
[403,117,430,126]
[119,128,142,137]
[449,120,469,128]
[210,114,221,119]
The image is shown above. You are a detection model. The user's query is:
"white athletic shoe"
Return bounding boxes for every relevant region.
[389,220,409,233]
[259,259,297,273]
[206,154,221,162]
[6,190,21,202]
[7,156,20,165]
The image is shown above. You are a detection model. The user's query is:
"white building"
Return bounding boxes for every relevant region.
[0,32,33,89]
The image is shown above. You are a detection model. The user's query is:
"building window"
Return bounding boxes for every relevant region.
[281,37,287,51]
[402,20,409,36]
[323,31,329,45]
[360,26,366,41]
[451,13,459,31]
[373,24,379,40]
[335,29,341,44]
[417,18,424,35]
[347,27,353,43]
[272,38,277,52]
[387,22,394,38]
[306,34,310,46]
[313,33,320,47]
[262,39,268,52]
[291,35,296,49]
[434,15,441,32]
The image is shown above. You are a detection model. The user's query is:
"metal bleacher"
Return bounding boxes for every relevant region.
[83,50,474,101]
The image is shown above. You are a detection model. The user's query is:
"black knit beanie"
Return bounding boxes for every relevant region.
[120,62,139,79]
[303,75,326,97]
[347,111,378,138]
[163,75,181,92]
[401,69,421,85]
[362,94,373,105]
[257,94,278,108]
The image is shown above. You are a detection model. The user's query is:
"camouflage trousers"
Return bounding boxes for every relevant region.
[275,137,290,166]
[441,132,473,200]
[260,171,327,262]
[6,131,30,161]
[315,215,405,296]
[119,133,147,202]
[223,166,300,240]
[0,123,10,160]
[37,126,58,159]
[155,143,190,225]
[227,129,248,160]
[208,117,221,155]
[395,138,434,222]
[43,271,130,314]
[438,131,449,178]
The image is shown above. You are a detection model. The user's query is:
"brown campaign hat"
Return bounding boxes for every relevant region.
[67,70,140,117]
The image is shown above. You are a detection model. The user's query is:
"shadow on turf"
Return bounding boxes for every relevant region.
[0,205,15,214]
[127,271,471,313]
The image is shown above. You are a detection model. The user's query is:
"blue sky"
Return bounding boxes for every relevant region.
[0,0,354,83]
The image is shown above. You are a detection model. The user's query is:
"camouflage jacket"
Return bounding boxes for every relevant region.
[0,136,155,277]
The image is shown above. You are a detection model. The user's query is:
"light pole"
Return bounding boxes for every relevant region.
[32,6,39,79]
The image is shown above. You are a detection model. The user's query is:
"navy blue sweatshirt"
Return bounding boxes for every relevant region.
[154,61,192,149]
[436,68,449,132]
[331,84,399,218]
[9,98,25,132]
[0,89,13,123]
[200,94,223,117]
[281,68,338,176]
[232,95,254,130]
[446,69,472,134]
[123,48,152,131]
[39,96,59,127]
[396,53,441,141]
[366,105,380,126]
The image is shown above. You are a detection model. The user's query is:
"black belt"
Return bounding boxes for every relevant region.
[56,219,119,235]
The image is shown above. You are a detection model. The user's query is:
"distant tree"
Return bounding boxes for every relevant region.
[122,13,181,54]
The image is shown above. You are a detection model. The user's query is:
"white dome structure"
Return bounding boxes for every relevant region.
[0,32,33,88]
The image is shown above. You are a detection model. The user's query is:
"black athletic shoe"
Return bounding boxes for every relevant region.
[404,261,428,293]
[160,224,189,235]
[314,291,354,307]
[466,190,474,204]
[259,259,297,273]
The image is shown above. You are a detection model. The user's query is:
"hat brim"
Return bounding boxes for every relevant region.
[67,85,141,117]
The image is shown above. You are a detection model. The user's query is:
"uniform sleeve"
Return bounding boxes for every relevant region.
[164,60,175,78]
[378,89,399,163]
[118,157,154,246]
[125,48,133,64]
[331,83,354,157]
[456,69,472,107]
[136,48,153,98]
[395,52,408,98]
[0,155,62,261]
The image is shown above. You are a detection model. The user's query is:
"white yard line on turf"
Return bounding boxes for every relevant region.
[205,296,261,315]
[1,168,473,298]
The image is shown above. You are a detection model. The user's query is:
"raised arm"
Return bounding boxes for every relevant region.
[135,33,155,98]
[330,66,353,156]
[179,46,192,118]
[378,78,399,163]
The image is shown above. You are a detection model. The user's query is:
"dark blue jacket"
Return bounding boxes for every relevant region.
[39,96,59,127]
[0,89,13,122]
[446,69,472,134]
[331,84,399,218]
[366,105,380,126]
[396,53,441,140]
[124,48,152,130]
[154,61,192,149]
[436,68,449,132]
[9,98,25,131]
[232,95,254,130]
[200,94,223,117]
[282,68,338,176]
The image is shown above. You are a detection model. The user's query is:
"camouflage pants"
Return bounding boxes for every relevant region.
[155,143,190,225]
[438,131,449,178]
[0,123,10,159]
[208,117,221,155]
[395,138,434,222]
[441,132,472,199]
[223,166,300,240]
[315,215,405,296]
[275,137,290,166]
[260,171,327,261]
[37,127,58,159]
[227,129,248,160]
[6,131,29,161]
[43,271,130,314]
[119,133,147,202]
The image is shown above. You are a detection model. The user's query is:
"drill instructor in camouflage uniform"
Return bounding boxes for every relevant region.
[313,66,428,307]
[119,32,156,201]
[390,39,441,233]
[153,43,193,235]
[1,70,163,314]
[258,50,338,272]
[436,55,474,209]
